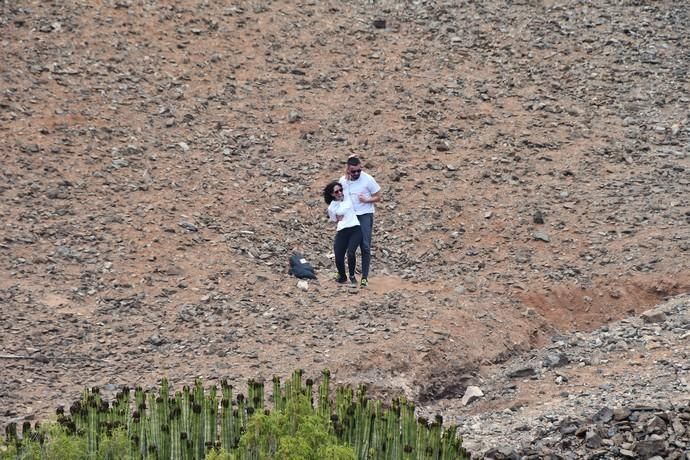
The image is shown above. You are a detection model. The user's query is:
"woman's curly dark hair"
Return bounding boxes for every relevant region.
[323,181,341,205]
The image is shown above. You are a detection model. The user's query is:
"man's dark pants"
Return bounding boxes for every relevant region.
[357,213,373,279]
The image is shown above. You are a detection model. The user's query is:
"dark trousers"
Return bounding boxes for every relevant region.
[334,226,362,280]
[357,213,373,278]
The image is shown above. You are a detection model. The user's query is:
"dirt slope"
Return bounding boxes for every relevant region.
[1,0,689,454]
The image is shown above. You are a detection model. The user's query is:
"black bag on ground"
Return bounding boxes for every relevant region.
[288,253,317,279]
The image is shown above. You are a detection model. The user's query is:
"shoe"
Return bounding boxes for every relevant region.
[360,278,368,287]
[335,276,347,284]
[349,276,358,285]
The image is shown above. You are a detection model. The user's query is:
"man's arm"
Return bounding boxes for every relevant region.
[359,190,381,204]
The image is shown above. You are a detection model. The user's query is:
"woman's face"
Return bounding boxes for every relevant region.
[331,185,344,200]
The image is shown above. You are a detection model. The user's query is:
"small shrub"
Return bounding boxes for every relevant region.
[97,428,131,460]
[0,424,86,460]
[238,395,354,460]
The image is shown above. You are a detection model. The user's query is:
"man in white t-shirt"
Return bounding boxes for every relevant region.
[339,155,382,287]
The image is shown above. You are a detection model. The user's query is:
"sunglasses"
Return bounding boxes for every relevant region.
[333,188,343,194]
[349,169,362,174]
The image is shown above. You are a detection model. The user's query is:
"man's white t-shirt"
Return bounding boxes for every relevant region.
[339,172,381,215]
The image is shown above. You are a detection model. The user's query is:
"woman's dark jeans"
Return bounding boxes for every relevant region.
[334,225,362,280]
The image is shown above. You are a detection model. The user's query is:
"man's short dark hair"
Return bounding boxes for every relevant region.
[347,156,361,166]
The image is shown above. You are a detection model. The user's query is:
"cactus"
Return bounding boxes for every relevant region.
[1,370,468,460]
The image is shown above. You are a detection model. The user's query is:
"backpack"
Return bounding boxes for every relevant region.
[288,253,317,279]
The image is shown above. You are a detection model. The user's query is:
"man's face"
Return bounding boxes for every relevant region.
[347,164,362,180]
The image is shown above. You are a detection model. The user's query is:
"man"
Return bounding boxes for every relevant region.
[339,155,381,287]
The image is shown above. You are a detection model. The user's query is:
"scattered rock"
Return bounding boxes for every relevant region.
[179,222,199,232]
[148,335,164,346]
[585,430,602,449]
[288,110,302,123]
[531,232,550,242]
[297,280,309,291]
[507,367,537,379]
[591,406,614,424]
[532,211,544,225]
[2,3,689,456]
[641,309,667,324]
[372,19,386,29]
[542,352,569,368]
[461,386,484,406]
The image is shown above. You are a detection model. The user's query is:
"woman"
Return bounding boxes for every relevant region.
[323,181,361,285]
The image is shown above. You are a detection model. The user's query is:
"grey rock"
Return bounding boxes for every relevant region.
[532,231,550,242]
[111,158,129,168]
[507,367,537,379]
[671,417,685,436]
[585,430,602,449]
[484,446,519,460]
[641,309,667,324]
[297,280,309,291]
[543,352,569,368]
[634,439,666,458]
[645,415,667,434]
[559,418,580,435]
[148,335,164,346]
[179,222,198,232]
[592,407,614,424]
[533,211,544,224]
[288,110,302,123]
[435,140,450,152]
[613,407,632,421]
[461,386,484,406]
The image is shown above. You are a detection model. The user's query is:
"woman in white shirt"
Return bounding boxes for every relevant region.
[323,181,362,285]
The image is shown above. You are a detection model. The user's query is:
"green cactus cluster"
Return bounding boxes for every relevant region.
[2,369,468,460]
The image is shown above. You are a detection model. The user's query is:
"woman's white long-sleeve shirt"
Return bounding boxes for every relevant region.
[327,197,360,232]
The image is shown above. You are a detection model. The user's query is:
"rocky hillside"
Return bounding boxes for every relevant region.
[425,294,690,458]
[1,0,688,457]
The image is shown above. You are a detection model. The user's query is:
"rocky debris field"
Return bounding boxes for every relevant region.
[424,294,690,458]
[1,0,689,457]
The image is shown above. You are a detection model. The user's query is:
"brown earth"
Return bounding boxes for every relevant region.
[1,0,689,450]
